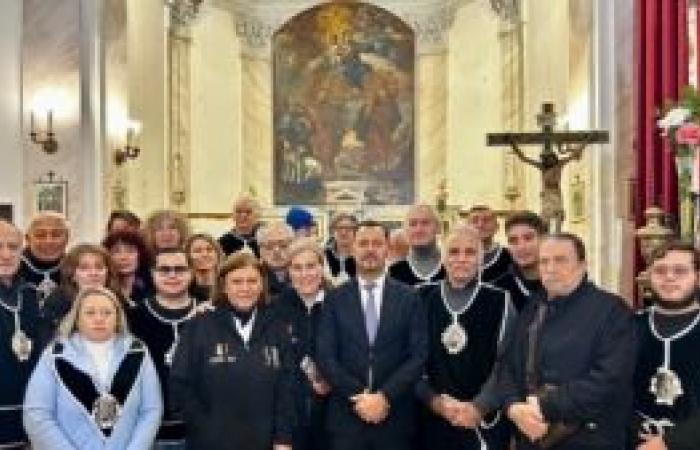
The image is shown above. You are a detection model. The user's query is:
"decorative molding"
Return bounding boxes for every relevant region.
[223,0,472,57]
[165,0,204,28]
[489,0,520,24]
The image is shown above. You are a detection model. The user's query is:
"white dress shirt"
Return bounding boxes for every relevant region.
[357,274,386,321]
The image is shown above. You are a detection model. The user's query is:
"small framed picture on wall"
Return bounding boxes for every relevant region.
[0,204,13,222]
[33,172,67,215]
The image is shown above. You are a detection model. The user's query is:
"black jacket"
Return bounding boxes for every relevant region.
[665,412,700,450]
[494,265,543,312]
[316,277,428,437]
[0,277,44,445]
[494,278,636,449]
[170,303,295,450]
[480,245,513,283]
[274,287,327,427]
[218,230,260,257]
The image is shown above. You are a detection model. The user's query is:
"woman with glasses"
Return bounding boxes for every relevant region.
[23,286,162,449]
[170,252,294,450]
[276,237,331,450]
[129,248,197,450]
[185,234,223,303]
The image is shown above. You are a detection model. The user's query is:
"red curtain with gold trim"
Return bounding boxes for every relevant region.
[635,0,688,226]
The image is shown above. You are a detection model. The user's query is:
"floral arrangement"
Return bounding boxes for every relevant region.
[658,86,700,157]
[658,86,700,240]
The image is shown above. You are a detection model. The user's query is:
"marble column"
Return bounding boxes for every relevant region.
[590,0,636,298]
[105,0,129,211]
[416,53,448,202]
[79,0,106,241]
[240,56,273,204]
[126,0,168,214]
[167,27,193,210]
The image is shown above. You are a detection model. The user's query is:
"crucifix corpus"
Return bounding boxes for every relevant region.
[486,102,609,231]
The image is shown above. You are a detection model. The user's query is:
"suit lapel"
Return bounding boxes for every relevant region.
[347,280,371,347]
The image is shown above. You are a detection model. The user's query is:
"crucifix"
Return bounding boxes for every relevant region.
[486,102,609,231]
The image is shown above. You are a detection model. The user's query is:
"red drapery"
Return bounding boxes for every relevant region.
[635,0,689,226]
[634,0,689,303]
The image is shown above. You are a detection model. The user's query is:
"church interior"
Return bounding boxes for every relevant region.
[0,0,686,302]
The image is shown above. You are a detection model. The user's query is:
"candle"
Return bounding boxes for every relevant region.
[47,110,53,134]
[30,111,35,134]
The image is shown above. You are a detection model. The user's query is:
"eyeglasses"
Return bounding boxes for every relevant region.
[154,265,190,275]
[650,265,695,278]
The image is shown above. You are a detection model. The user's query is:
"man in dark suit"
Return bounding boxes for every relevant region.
[317,220,428,450]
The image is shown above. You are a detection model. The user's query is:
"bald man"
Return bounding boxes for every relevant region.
[0,220,43,449]
[389,205,446,287]
[19,212,69,302]
[219,195,261,257]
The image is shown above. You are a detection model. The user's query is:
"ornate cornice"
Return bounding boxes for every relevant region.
[165,0,204,28]
[220,0,472,57]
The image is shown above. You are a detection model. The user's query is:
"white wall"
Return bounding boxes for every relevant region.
[0,0,23,226]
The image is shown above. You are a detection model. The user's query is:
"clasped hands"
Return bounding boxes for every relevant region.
[636,435,668,450]
[351,391,390,424]
[431,394,482,429]
[507,396,549,442]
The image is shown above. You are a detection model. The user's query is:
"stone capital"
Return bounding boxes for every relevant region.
[221,0,471,57]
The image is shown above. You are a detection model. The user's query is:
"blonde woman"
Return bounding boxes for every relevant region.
[24,287,162,449]
[184,233,223,303]
[276,237,331,450]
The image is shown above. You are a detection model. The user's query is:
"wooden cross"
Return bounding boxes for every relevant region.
[486,102,609,231]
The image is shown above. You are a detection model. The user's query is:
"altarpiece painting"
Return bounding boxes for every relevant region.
[273,2,415,205]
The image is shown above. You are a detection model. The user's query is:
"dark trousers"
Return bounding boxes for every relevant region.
[293,424,328,450]
[331,432,411,450]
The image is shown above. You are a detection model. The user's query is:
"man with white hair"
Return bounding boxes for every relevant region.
[19,212,69,302]
[416,224,515,450]
[257,221,295,296]
[0,220,43,449]
[389,204,445,287]
[219,195,261,257]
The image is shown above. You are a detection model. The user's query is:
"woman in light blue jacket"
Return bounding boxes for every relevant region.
[24,286,163,450]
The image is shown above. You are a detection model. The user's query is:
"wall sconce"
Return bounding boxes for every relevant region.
[114,121,141,166]
[29,110,58,154]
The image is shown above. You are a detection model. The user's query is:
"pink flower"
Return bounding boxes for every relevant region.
[675,123,700,145]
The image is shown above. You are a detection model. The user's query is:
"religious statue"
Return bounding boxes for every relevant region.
[507,139,584,227]
[487,102,609,231]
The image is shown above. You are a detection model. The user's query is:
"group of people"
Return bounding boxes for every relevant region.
[1,195,699,450]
